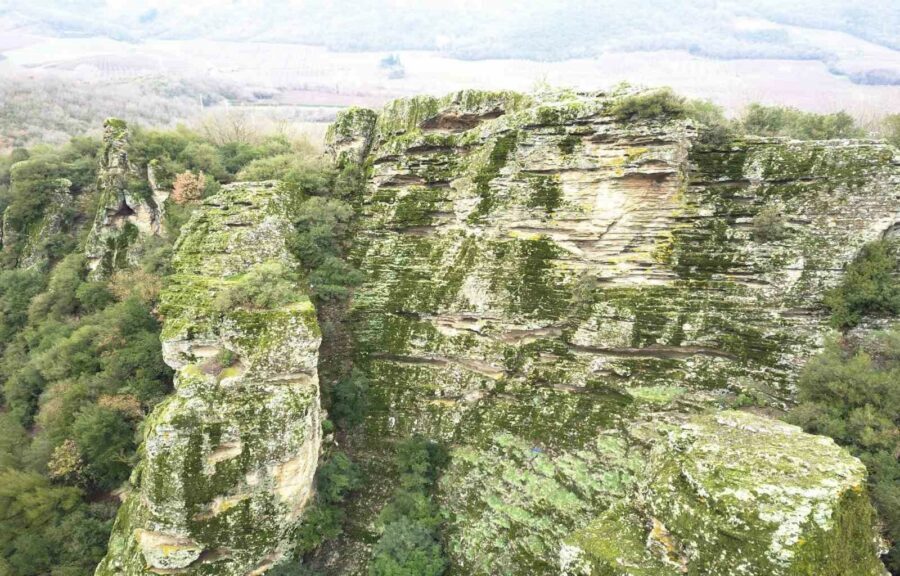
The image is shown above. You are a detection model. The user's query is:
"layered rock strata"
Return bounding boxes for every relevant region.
[85,118,168,278]
[330,89,897,574]
[97,181,321,575]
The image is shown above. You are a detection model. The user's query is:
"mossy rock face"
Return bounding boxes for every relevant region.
[84,118,169,279]
[1,176,74,268]
[563,411,883,576]
[329,88,895,574]
[96,182,322,576]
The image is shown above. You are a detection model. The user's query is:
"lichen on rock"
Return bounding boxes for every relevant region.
[328,87,895,574]
[84,118,168,279]
[563,411,884,576]
[0,175,74,268]
[96,181,321,576]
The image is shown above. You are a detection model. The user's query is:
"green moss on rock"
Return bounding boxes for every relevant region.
[96,182,322,576]
[327,88,896,575]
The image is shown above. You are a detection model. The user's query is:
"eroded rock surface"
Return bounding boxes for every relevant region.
[332,89,896,574]
[0,175,73,268]
[84,118,168,278]
[563,411,882,575]
[96,182,321,575]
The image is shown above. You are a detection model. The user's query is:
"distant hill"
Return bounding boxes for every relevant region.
[1,0,898,84]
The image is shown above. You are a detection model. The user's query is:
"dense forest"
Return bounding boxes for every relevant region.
[0,95,898,575]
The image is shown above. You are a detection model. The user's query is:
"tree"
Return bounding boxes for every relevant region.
[369,438,448,576]
[882,114,900,148]
[0,469,84,575]
[790,329,900,571]
[70,405,135,490]
[331,369,370,428]
[213,261,302,312]
[47,439,85,484]
[290,197,362,301]
[608,88,686,121]
[369,518,446,576]
[170,171,206,204]
[740,104,864,139]
[825,240,900,329]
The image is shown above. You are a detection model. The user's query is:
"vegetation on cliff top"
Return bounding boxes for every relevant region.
[825,240,900,329]
[790,238,900,571]
[604,86,893,145]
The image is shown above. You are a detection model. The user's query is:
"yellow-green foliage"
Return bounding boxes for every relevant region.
[213,260,301,312]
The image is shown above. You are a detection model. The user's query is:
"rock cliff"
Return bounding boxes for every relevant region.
[0,174,73,268]
[84,118,168,278]
[329,88,897,575]
[96,181,322,575]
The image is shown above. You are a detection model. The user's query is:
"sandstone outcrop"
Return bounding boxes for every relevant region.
[84,118,168,278]
[96,181,322,575]
[331,88,896,574]
[0,174,73,268]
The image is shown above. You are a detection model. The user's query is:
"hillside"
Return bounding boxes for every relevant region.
[0,87,897,576]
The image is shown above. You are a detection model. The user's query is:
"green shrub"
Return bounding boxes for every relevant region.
[751,206,788,242]
[0,269,45,348]
[290,197,362,302]
[369,517,446,576]
[75,281,114,313]
[0,469,115,575]
[685,98,739,147]
[825,240,900,329]
[290,198,355,267]
[317,452,361,505]
[70,405,135,491]
[2,367,44,427]
[882,114,900,148]
[331,369,370,428]
[369,437,448,576]
[609,88,686,121]
[26,253,86,322]
[740,104,864,140]
[288,451,361,558]
[213,261,301,312]
[307,256,364,302]
[789,329,900,571]
[236,153,325,182]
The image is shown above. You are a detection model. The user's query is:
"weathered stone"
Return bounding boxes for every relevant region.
[96,182,322,575]
[84,118,167,278]
[1,175,74,268]
[563,411,883,575]
[329,88,895,574]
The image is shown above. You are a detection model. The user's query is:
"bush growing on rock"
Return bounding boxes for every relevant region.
[331,369,370,428]
[740,103,865,140]
[279,451,362,563]
[290,196,363,302]
[213,261,301,311]
[825,239,900,329]
[883,114,900,148]
[751,206,788,242]
[608,88,686,121]
[369,437,448,576]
